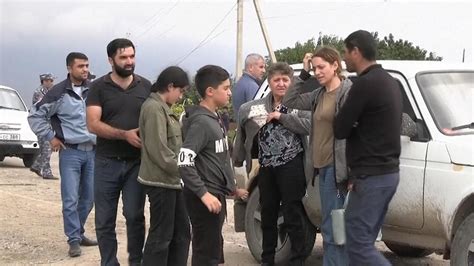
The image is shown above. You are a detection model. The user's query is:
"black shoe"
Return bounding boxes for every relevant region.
[68,242,81,257]
[80,236,98,246]
[30,167,42,177]
[261,263,274,266]
[43,175,58,180]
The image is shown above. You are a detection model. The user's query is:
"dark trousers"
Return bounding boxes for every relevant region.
[94,156,146,266]
[258,153,307,265]
[142,186,191,266]
[345,172,400,266]
[184,187,226,266]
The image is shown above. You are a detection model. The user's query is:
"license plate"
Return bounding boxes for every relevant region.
[0,133,20,140]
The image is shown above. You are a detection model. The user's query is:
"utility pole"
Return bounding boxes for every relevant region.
[253,0,276,63]
[462,48,465,63]
[236,0,244,79]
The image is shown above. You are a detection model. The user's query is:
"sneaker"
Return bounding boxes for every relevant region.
[68,242,81,257]
[80,236,98,246]
[43,175,58,180]
[29,167,42,177]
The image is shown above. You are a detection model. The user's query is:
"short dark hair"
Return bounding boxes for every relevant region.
[266,62,293,81]
[194,65,230,98]
[66,52,88,67]
[151,66,190,93]
[107,38,135,58]
[344,30,377,61]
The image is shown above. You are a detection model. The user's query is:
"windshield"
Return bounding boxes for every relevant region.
[417,71,473,135]
[0,87,27,112]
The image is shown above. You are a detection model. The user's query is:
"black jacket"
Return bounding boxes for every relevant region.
[334,64,402,177]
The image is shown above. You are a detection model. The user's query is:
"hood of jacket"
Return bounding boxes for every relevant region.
[182,105,220,133]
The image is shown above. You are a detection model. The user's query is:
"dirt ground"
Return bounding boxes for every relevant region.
[0,153,449,265]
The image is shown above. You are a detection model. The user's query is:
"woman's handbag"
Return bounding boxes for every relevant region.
[331,192,383,245]
[331,191,350,245]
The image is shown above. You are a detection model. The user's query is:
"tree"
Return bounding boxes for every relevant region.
[376,33,442,60]
[274,32,442,64]
[171,77,235,119]
[171,82,201,117]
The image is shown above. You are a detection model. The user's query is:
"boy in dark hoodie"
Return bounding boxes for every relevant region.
[178,65,247,266]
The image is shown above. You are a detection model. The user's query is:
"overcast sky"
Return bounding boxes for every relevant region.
[0,0,472,104]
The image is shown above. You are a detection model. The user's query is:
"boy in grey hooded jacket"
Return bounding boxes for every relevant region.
[178,65,247,266]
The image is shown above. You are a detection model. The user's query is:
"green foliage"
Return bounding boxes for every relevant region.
[274,32,442,63]
[376,33,442,61]
[171,79,235,121]
[171,102,185,117]
[177,32,442,114]
[171,83,201,117]
[274,35,345,64]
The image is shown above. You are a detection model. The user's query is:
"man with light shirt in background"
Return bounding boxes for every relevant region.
[28,52,97,258]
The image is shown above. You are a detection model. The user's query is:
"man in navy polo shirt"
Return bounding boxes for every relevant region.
[86,38,151,266]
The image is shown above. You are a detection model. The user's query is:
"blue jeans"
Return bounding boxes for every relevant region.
[318,165,348,266]
[345,172,399,266]
[94,156,146,266]
[58,148,95,244]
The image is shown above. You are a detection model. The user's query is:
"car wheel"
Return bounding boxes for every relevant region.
[22,154,36,168]
[244,187,316,264]
[451,212,474,266]
[384,241,433,258]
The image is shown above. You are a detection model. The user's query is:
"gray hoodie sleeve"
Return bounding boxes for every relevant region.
[232,103,251,167]
[279,109,311,135]
[232,124,246,168]
[178,120,209,198]
[283,75,317,111]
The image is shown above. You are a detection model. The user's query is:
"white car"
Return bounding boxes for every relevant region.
[0,85,39,167]
[234,60,474,266]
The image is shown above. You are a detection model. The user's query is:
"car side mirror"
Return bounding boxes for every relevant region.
[401,113,417,138]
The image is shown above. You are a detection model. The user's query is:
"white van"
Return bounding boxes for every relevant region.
[0,85,39,167]
[234,60,474,266]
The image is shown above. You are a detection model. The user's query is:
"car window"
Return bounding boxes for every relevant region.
[417,71,474,135]
[0,88,27,112]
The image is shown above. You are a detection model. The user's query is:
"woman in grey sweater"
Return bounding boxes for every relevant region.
[283,47,352,266]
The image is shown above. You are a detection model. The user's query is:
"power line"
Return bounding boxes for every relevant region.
[173,2,237,65]
[253,3,368,21]
[201,29,229,47]
[153,25,177,40]
[129,2,169,34]
[134,0,180,41]
[143,2,206,41]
